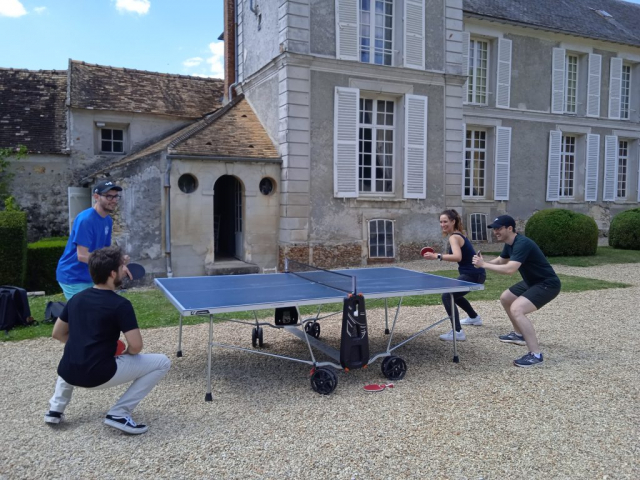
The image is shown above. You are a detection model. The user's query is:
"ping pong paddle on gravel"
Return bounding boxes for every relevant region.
[115,339,126,356]
[126,263,146,280]
[363,383,395,392]
[420,246,435,257]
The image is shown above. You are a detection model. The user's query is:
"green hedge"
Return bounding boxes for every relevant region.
[27,237,68,294]
[524,208,598,256]
[0,211,28,287]
[609,208,640,250]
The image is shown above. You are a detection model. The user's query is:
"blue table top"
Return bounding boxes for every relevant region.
[155,267,484,315]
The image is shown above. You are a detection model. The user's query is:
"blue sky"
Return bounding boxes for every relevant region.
[0,0,225,77]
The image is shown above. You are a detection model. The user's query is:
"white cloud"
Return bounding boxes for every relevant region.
[114,0,150,15]
[33,6,47,14]
[183,57,204,68]
[0,0,28,17]
[205,41,225,79]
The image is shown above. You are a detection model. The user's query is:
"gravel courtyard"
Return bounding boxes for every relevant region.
[1,262,638,479]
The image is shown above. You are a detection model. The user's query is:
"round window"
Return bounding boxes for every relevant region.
[178,174,198,194]
[259,177,276,196]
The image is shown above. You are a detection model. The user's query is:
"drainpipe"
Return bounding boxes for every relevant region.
[249,0,258,14]
[164,157,173,277]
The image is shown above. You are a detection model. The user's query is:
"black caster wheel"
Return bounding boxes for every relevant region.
[305,321,321,339]
[176,350,183,358]
[310,367,338,395]
[257,327,264,347]
[251,327,258,347]
[381,355,407,381]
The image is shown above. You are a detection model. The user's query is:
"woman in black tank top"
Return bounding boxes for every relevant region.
[422,209,486,341]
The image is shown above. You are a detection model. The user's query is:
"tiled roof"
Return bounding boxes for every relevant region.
[88,95,279,177]
[0,68,68,154]
[464,0,640,47]
[69,60,225,118]
[169,95,280,159]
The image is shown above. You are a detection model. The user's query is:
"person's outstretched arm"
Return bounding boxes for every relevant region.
[473,253,520,274]
[52,318,70,344]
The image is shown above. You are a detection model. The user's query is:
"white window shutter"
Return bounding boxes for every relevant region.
[608,58,623,119]
[546,130,562,201]
[586,54,602,117]
[461,123,467,196]
[494,126,511,200]
[334,87,360,198]
[336,0,359,61]
[637,142,640,202]
[603,135,618,201]
[585,134,600,201]
[461,32,470,102]
[496,38,512,109]
[404,0,424,70]
[551,48,566,114]
[404,94,428,199]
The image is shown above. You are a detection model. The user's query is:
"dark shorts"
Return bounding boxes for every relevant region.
[509,280,561,310]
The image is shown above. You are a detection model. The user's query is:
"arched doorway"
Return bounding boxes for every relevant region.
[214,175,243,260]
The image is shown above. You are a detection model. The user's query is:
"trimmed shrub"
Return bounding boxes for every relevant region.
[0,211,28,286]
[609,208,640,250]
[524,209,598,256]
[27,237,68,294]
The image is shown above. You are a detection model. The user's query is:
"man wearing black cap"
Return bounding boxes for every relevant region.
[56,179,127,299]
[472,215,561,367]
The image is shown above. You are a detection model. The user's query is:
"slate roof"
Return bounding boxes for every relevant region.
[89,95,279,176]
[69,60,225,118]
[464,0,640,47]
[0,68,68,154]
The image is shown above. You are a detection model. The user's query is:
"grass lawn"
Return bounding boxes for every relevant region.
[2,269,629,342]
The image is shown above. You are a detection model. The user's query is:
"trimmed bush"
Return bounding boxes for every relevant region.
[27,237,68,294]
[609,208,640,250]
[0,211,28,287]
[524,209,598,256]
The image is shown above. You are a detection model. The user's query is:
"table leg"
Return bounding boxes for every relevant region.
[177,314,184,357]
[451,293,459,363]
[205,314,214,401]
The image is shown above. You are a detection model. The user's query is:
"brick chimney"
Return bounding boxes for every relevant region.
[223,0,236,102]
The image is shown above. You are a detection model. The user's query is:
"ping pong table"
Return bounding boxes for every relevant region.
[155,260,484,400]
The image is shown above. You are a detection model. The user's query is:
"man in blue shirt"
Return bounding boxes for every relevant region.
[56,179,125,299]
[472,215,561,368]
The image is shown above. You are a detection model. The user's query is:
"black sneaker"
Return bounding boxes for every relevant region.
[44,410,64,425]
[514,352,544,367]
[104,414,149,435]
[499,331,526,346]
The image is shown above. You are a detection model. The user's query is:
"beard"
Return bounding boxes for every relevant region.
[114,276,123,289]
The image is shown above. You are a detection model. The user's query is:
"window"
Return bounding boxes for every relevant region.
[464,129,487,197]
[620,64,631,120]
[617,140,628,199]
[101,128,124,153]
[259,178,275,196]
[359,0,393,66]
[467,39,489,104]
[178,174,198,194]
[469,213,488,241]
[565,55,578,113]
[358,97,395,193]
[368,219,394,258]
[560,135,576,197]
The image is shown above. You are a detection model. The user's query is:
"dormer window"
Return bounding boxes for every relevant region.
[95,122,128,155]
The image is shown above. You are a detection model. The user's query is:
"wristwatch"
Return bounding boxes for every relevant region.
[437,254,443,261]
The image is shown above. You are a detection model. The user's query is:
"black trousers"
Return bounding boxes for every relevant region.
[442,272,486,331]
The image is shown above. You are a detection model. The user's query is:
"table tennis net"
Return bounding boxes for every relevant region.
[285,259,356,294]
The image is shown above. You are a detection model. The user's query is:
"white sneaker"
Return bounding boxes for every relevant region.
[460,315,483,326]
[439,329,466,341]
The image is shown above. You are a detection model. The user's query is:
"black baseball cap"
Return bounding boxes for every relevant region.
[93,179,122,195]
[487,215,516,229]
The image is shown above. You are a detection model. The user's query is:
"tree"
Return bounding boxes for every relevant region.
[0,145,27,210]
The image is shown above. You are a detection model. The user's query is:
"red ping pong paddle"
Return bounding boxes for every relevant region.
[126,263,146,280]
[363,383,395,392]
[420,246,435,257]
[115,339,126,356]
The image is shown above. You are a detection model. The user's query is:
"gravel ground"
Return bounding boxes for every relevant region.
[1,262,638,479]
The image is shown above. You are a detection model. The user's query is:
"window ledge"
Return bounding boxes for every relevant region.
[353,196,407,203]
[462,198,495,203]
[554,199,582,204]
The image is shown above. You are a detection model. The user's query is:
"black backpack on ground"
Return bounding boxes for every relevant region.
[44,301,66,323]
[0,286,35,333]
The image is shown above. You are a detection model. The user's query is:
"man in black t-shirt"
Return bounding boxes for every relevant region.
[44,246,170,434]
[472,215,561,368]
